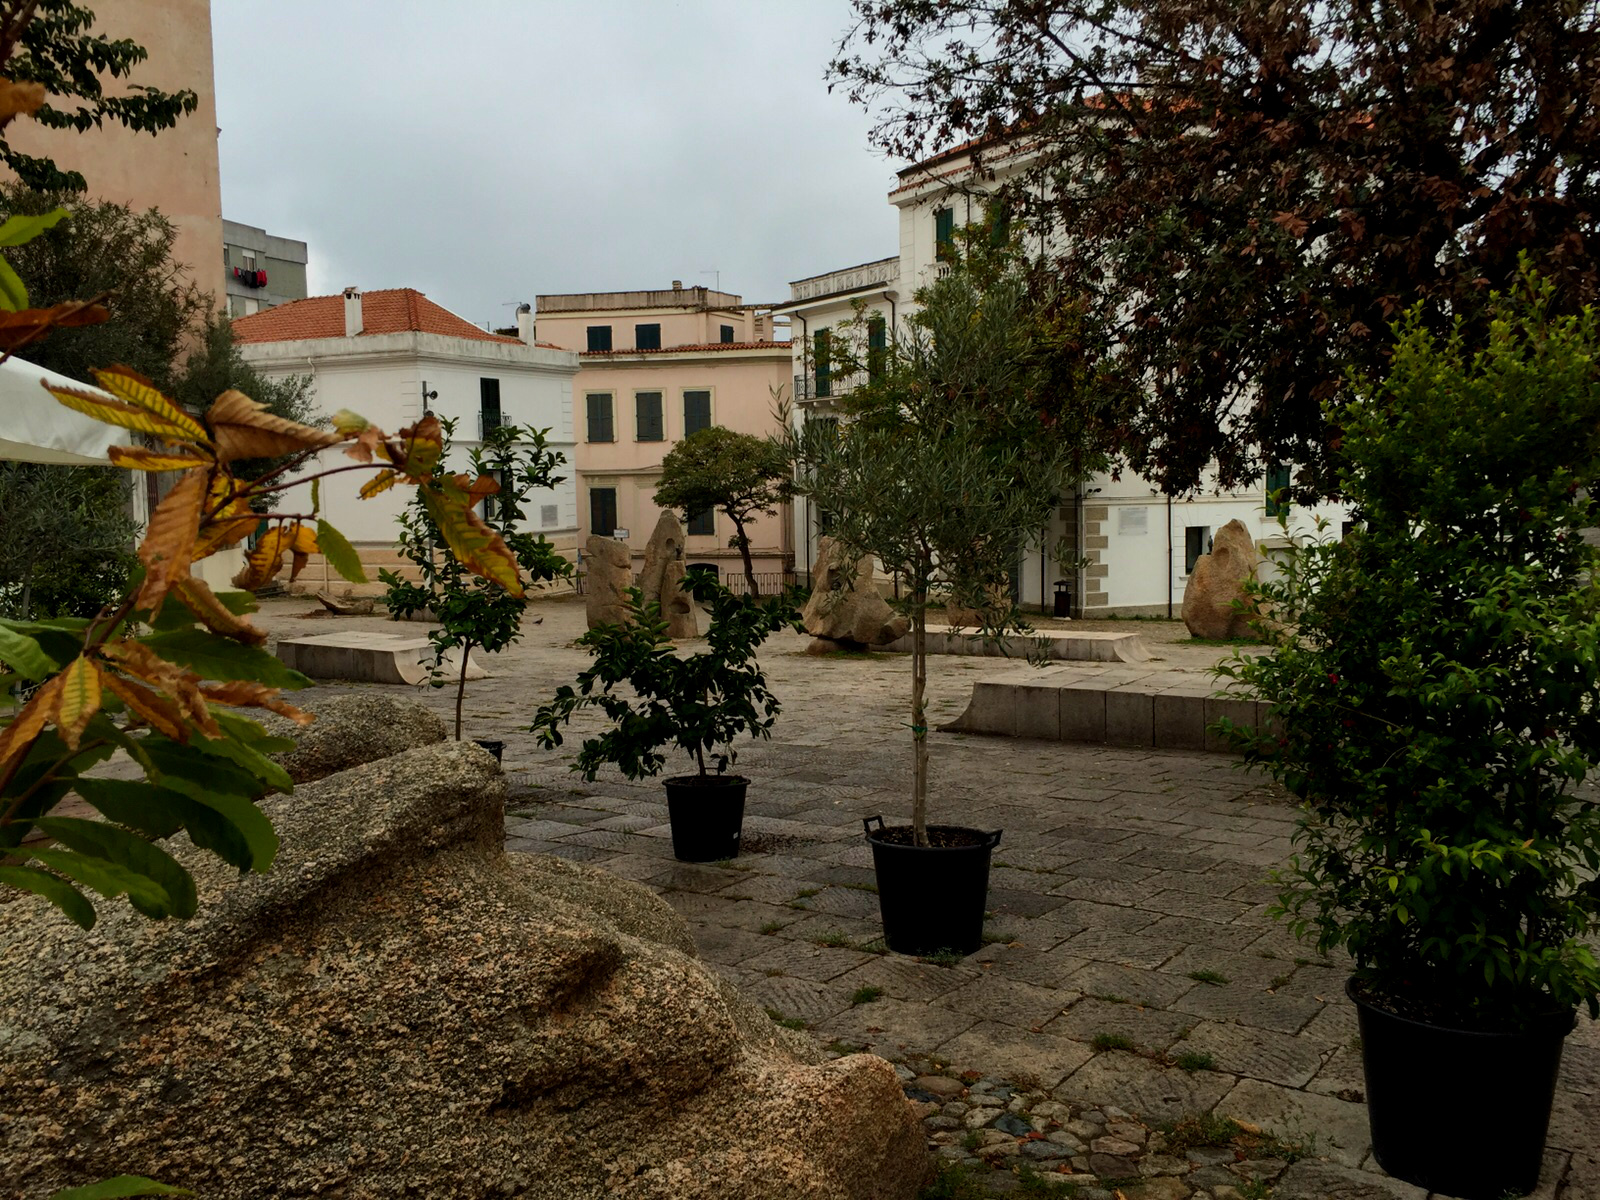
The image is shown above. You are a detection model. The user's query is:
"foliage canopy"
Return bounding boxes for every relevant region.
[654,425,790,597]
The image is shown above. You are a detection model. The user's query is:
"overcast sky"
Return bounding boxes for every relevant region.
[211,1,903,332]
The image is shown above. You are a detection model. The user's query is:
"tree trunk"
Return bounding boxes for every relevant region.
[453,640,474,741]
[733,517,759,598]
[911,586,928,847]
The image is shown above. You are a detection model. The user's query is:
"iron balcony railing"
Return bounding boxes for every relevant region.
[479,411,506,439]
[793,369,877,401]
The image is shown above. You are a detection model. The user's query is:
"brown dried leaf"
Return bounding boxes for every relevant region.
[395,415,444,481]
[231,524,292,591]
[101,642,217,739]
[107,445,213,472]
[171,575,266,645]
[101,671,187,741]
[359,468,398,499]
[0,301,109,350]
[0,77,45,125]
[199,681,312,724]
[0,671,61,774]
[192,471,259,560]
[135,468,207,614]
[206,389,340,462]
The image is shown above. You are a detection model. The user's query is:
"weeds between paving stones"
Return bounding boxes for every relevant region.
[758,921,785,935]
[850,985,885,1006]
[1161,1113,1308,1164]
[1172,1050,1216,1072]
[763,1008,807,1031]
[1090,1032,1137,1052]
[1188,968,1230,985]
[919,949,967,968]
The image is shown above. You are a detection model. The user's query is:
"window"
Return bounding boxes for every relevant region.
[1185,526,1212,574]
[223,246,230,266]
[719,324,734,344]
[813,329,831,398]
[243,250,257,271]
[934,207,955,263]
[586,325,612,352]
[586,392,614,442]
[540,504,559,528]
[687,507,715,536]
[1265,463,1292,517]
[684,389,711,436]
[986,197,1012,246]
[590,488,618,537]
[483,467,510,521]
[635,323,661,350]
[635,391,664,441]
[867,315,887,379]
[479,377,502,438]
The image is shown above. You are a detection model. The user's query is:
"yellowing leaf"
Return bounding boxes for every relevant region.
[330,410,371,435]
[0,300,109,351]
[205,389,340,462]
[192,471,259,560]
[359,468,398,499]
[421,485,525,597]
[0,671,60,773]
[54,657,103,751]
[199,681,312,724]
[0,77,46,125]
[102,642,217,739]
[47,382,206,443]
[92,365,208,441]
[108,445,213,472]
[171,575,266,645]
[231,524,294,591]
[135,469,208,614]
[396,415,444,481]
[101,671,187,741]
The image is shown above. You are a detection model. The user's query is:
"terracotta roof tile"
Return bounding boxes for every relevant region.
[579,341,792,358]
[233,288,524,346]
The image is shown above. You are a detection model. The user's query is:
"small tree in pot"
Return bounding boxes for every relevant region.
[1216,271,1600,1200]
[531,579,798,861]
[790,264,1098,955]
[382,420,570,750]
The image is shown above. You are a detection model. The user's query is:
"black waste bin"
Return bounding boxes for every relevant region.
[1053,580,1072,617]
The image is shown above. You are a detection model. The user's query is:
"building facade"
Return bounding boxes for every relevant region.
[780,138,1347,617]
[222,220,308,316]
[535,283,793,589]
[234,288,580,592]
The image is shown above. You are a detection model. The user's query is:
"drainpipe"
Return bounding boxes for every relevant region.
[1074,481,1084,619]
[793,311,809,585]
[1167,492,1174,619]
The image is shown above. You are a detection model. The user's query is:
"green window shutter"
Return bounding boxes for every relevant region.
[867,316,887,379]
[635,323,661,350]
[687,507,715,536]
[935,207,955,262]
[635,392,663,441]
[720,324,734,344]
[684,390,711,436]
[813,329,831,398]
[1266,463,1292,517]
[586,393,614,442]
[586,325,612,352]
[589,488,618,537]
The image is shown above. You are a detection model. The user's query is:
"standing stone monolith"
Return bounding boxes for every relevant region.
[801,536,909,651]
[584,535,633,629]
[1182,518,1262,640]
[638,511,698,639]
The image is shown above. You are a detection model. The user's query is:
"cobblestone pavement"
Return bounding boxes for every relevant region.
[256,594,1600,1199]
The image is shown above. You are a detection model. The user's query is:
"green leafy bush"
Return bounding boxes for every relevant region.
[531,580,796,780]
[1218,270,1600,1026]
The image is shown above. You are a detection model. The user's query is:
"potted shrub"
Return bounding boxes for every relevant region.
[791,263,1098,955]
[1216,272,1600,1200]
[382,420,570,756]
[531,579,797,862]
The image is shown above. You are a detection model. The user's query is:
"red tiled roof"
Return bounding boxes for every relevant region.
[232,288,524,345]
[580,341,792,358]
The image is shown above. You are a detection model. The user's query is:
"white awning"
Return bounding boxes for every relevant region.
[0,354,129,466]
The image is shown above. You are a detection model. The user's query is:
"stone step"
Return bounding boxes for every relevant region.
[275,631,488,686]
[883,624,1150,663]
[939,666,1267,752]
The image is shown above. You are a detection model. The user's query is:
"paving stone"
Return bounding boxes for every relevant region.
[935,1020,1094,1091]
[984,947,1093,990]
[1213,1077,1370,1167]
[832,955,979,1003]
[1055,1052,1234,1125]
[935,976,1077,1030]
[689,923,781,965]
[737,943,875,982]
[1059,927,1180,970]
[1170,981,1325,1035]
[1270,1160,1426,1199]
[1065,962,1197,1009]
[1159,944,1298,991]
[740,975,851,1025]
[1047,996,1198,1052]
[1175,1021,1327,1088]
[811,996,979,1059]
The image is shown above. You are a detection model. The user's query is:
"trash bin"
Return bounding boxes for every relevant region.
[1053,580,1072,618]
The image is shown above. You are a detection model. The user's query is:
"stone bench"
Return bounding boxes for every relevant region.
[882,624,1150,663]
[275,631,486,686]
[938,665,1265,753]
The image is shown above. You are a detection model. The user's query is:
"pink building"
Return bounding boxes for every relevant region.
[535,283,793,589]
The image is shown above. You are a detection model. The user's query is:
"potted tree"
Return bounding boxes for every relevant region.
[791,264,1097,955]
[1216,272,1600,1200]
[531,578,797,861]
[382,420,570,754]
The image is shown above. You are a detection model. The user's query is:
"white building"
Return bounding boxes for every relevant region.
[777,137,1347,617]
[233,287,580,593]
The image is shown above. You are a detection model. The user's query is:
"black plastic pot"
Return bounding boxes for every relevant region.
[864,815,1001,956]
[663,774,748,862]
[1349,977,1574,1199]
[472,738,504,764]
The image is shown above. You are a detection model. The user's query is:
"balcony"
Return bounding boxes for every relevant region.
[479,410,505,439]
[793,368,876,401]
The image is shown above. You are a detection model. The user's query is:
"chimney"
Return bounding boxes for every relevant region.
[343,286,362,337]
[672,279,682,291]
[516,302,533,345]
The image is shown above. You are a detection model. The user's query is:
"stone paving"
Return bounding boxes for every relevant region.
[255,594,1600,1200]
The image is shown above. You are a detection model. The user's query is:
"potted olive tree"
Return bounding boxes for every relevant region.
[1216,272,1600,1200]
[531,579,798,861]
[791,264,1096,955]
[382,420,570,754]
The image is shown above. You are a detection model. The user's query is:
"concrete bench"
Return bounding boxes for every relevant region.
[937,665,1265,753]
[275,631,486,686]
[882,624,1150,663]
